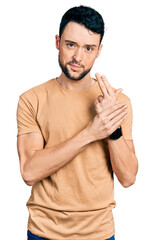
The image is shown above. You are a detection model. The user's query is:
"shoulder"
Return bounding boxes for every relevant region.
[111,87,133,113]
[118,92,131,104]
[19,78,56,100]
[117,91,133,121]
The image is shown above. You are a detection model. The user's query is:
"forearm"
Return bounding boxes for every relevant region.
[24,128,93,186]
[21,103,128,186]
[107,136,138,187]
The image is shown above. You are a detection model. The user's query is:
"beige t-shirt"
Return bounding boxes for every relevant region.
[16,78,133,240]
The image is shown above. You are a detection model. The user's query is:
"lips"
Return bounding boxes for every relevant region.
[70,64,81,71]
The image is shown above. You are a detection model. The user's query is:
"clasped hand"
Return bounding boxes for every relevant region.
[86,73,127,141]
[95,73,123,113]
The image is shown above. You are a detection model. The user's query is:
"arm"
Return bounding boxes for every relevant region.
[107,137,138,187]
[17,129,93,186]
[95,73,138,187]
[17,102,126,186]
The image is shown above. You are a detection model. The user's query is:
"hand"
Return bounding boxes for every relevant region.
[86,103,127,141]
[94,73,123,113]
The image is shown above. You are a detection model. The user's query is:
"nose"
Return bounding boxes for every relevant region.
[73,48,83,63]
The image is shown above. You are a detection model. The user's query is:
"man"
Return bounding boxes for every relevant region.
[17,5,138,240]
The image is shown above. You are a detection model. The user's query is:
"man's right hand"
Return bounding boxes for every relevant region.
[86,103,127,141]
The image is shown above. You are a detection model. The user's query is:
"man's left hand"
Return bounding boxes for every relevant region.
[94,73,123,113]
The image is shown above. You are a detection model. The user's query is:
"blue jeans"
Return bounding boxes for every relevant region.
[27,230,115,240]
[107,235,115,240]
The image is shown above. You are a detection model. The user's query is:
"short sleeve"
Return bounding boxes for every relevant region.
[119,94,133,140]
[16,93,41,136]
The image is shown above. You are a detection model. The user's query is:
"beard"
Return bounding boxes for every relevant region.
[58,54,92,81]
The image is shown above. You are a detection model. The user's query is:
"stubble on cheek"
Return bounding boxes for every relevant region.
[58,53,92,81]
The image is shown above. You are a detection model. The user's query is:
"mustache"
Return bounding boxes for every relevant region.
[67,60,84,68]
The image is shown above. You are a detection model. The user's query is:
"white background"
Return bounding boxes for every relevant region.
[0,0,155,239]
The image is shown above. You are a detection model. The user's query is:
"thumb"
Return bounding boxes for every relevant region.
[94,99,103,113]
[97,95,104,103]
[115,88,123,99]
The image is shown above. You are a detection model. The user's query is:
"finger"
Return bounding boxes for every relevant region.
[100,107,126,135]
[101,75,114,96]
[115,88,123,99]
[97,95,104,103]
[101,102,127,117]
[108,105,127,122]
[94,99,103,113]
[106,110,126,133]
[95,73,108,96]
[108,117,125,136]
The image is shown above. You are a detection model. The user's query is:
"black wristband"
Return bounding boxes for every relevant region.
[109,127,122,140]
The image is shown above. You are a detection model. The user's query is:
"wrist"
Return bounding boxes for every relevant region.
[81,127,96,144]
[109,127,122,140]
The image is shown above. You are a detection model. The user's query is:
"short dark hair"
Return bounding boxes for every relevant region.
[59,5,105,44]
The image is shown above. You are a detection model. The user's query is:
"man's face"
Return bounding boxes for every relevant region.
[56,22,102,81]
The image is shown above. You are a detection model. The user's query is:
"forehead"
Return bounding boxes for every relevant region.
[61,22,100,46]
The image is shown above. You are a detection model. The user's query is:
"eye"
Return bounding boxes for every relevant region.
[67,43,75,48]
[86,46,93,52]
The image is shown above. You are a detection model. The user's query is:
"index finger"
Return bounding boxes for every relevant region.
[101,75,114,96]
[95,73,108,96]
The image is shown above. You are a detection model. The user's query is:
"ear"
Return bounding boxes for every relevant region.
[55,35,60,50]
[97,43,103,58]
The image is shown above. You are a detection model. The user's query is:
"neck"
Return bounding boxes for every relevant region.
[57,72,96,91]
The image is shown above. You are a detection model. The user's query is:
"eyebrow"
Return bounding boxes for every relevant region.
[64,40,98,48]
